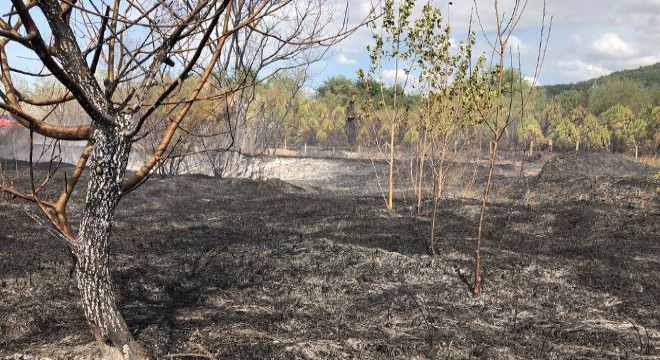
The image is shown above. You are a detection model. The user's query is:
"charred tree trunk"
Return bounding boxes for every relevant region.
[76,117,148,360]
[347,97,357,149]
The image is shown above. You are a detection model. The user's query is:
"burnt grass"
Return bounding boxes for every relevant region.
[1,152,659,359]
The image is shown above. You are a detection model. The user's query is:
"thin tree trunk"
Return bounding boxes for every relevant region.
[416,128,428,214]
[430,141,448,257]
[388,24,402,214]
[77,119,148,360]
[430,191,438,255]
[474,139,498,298]
[388,121,395,212]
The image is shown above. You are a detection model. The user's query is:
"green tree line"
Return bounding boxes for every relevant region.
[249,67,660,158]
[11,64,659,158]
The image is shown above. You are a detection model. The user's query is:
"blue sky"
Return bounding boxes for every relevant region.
[312,0,660,87]
[3,1,658,90]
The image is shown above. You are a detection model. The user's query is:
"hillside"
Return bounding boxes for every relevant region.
[543,62,660,97]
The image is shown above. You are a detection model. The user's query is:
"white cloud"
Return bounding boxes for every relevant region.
[623,55,660,68]
[627,0,660,12]
[382,69,409,82]
[357,1,373,19]
[524,76,538,86]
[577,32,660,78]
[318,0,660,85]
[506,35,525,54]
[557,60,610,82]
[449,37,457,50]
[337,53,357,65]
[589,33,638,58]
[638,13,660,41]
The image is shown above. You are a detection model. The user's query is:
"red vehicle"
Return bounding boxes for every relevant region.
[0,114,14,128]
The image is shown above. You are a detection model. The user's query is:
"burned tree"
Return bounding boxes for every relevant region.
[346,94,357,148]
[0,1,359,358]
[471,0,551,298]
[199,0,355,178]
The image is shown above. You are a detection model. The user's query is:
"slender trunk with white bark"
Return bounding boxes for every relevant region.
[77,117,148,360]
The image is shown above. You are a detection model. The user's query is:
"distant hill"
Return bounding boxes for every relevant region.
[542,62,660,97]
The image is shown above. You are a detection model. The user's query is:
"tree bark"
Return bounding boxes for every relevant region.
[430,139,449,258]
[76,116,149,360]
[416,127,428,214]
[474,140,498,298]
[388,122,395,212]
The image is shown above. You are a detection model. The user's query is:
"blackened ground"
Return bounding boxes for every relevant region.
[0,152,659,359]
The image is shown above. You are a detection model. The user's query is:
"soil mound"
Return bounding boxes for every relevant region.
[537,152,656,180]
[529,152,659,205]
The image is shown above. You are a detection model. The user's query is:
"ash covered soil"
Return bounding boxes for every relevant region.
[1,152,659,359]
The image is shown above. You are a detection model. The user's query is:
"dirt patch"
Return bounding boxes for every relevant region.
[527,152,658,206]
[1,152,659,359]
